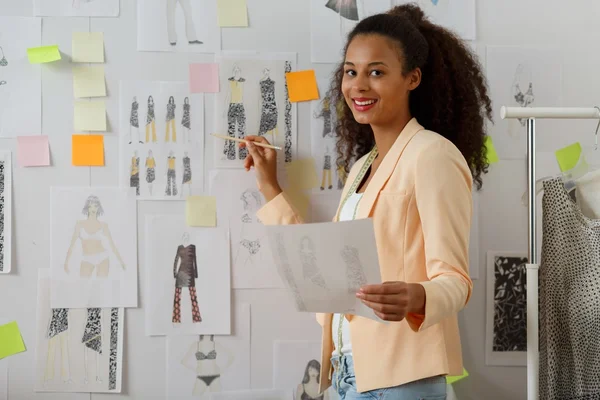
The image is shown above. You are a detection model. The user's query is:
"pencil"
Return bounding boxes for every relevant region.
[210,133,283,151]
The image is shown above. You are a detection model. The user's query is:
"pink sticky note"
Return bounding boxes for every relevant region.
[189,63,219,93]
[17,135,50,167]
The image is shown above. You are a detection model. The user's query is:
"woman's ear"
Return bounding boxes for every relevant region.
[408,68,422,91]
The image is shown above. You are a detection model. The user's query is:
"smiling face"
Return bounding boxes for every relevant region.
[88,202,99,216]
[308,367,319,380]
[342,34,420,127]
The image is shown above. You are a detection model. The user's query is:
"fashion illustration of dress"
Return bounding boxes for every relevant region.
[130,100,139,129]
[130,156,140,196]
[258,78,278,136]
[0,161,5,272]
[224,77,247,160]
[321,153,332,190]
[82,308,102,354]
[182,156,192,185]
[322,97,332,138]
[172,244,201,323]
[165,156,178,196]
[165,100,176,142]
[166,0,200,45]
[145,157,156,183]
[325,0,359,21]
[299,238,328,289]
[284,61,293,163]
[0,46,8,67]
[47,308,69,339]
[182,102,191,129]
[341,245,367,294]
[146,101,157,143]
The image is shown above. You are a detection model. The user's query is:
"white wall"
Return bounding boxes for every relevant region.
[0,0,597,399]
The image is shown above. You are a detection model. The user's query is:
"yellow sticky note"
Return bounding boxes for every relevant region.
[72,32,104,63]
[27,45,61,64]
[74,101,106,131]
[72,134,104,166]
[0,321,26,359]
[73,66,106,98]
[186,196,217,227]
[446,368,469,385]
[484,136,499,164]
[285,158,319,190]
[285,70,320,103]
[555,142,582,172]
[217,0,248,27]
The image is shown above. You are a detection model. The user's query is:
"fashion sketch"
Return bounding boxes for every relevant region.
[128,96,142,144]
[274,233,307,311]
[146,95,157,143]
[0,161,5,273]
[0,46,7,66]
[318,96,333,138]
[296,360,328,400]
[182,151,192,196]
[130,150,140,196]
[172,232,201,324]
[325,0,358,21]
[145,150,156,196]
[165,151,178,196]
[181,335,234,396]
[165,96,177,142]
[63,195,126,278]
[511,64,534,128]
[321,146,333,191]
[299,237,328,289]
[44,308,72,384]
[234,190,265,268]
[223,65,247,160]
[284,61,293,163]
[82,308,103,384]
[340,245,367,294]
[182,96,191,143]
[258,68,278,140]
[166,0,202,46]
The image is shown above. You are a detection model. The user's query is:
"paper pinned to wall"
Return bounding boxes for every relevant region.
[189,63,220,93]
[0,359,6,400]
[0,321,26,359]
[74,100,106,131]
[285,70,319,102]
[27,45,61,64]
[217,0,248,27]
[73,66,106,98]
[72,134,104,166]
[17,135,50,167]
[185,196,217,227]
[72,32,104,63]
[0,152,13,274]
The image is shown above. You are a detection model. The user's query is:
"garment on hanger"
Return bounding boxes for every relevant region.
[539,177,600,400]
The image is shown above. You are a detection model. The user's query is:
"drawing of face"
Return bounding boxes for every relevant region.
[302,359,321,384]
[233,65,241,78]
[82,195,104,218]
[148,149,153,157]
[308,366,319,380]
[263,68,270,77]
[133,96,137,102]
[182,232,190,245]
[184,97,189,105]
[148,96,154,106]
[241,190,261,211]
[299,237,314,256]
[169,96,174,105]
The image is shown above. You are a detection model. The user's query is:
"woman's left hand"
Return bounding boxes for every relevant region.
[356,281,425,321]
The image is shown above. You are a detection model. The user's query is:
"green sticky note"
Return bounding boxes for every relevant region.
[484,136,499,164]
[446,368,469,384]
[555,142,582,172]
[0,321,26,359]
[186,196,217,227]
[27,45,61,64]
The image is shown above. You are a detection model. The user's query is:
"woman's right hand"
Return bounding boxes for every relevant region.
[241,136,282,202]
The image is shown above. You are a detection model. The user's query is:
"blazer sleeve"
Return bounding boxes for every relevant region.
[405,141,474,332]
[255,192,305,226]
[173,246,181,278]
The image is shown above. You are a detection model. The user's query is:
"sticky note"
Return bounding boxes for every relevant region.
[74,101,106,131]
[186,196,217,227]
[189,63,219,93]
[0,321,26,359]
[72,135,104,166]
[446,368,469,384]
[27,45,61,64]
[17,135,50,167]
[217,0,248,27]
[285,70,319,102]
[484,136,499,164]
[555,142,582,172]
[73,66,106,98]
[72,32,104,63]
[285,158,319,190]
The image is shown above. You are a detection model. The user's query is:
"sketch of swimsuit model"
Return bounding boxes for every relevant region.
[234,189,265,268]
[181,335,234,396]
[340,245,367,294]
[299,236,328,290]
[64,195,127,279]
[511,63,535,130]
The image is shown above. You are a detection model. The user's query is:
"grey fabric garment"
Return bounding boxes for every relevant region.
[540,177,600,400]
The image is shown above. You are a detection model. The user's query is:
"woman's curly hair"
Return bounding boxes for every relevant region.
[324,3,493,190]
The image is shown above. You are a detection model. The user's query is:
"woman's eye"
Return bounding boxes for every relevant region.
[370,70,382,76]
[345,70,356,76]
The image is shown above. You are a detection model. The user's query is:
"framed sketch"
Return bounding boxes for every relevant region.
[485,251,528,366]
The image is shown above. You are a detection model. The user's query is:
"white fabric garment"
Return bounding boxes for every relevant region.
[331,192,363,357]
[575,168,600,219]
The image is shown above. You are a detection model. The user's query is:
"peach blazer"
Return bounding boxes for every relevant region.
[257,118,473,393]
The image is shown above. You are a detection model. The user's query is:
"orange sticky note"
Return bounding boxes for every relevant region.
[72,134,104,166]
[285,70,319,102]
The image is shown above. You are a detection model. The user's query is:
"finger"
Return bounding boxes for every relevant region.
[356,293,400,305]
[246,141,265,164]
[361,299,402,314]
[244,153,254,171]
[374,311,405,322]
[359,282,405,295]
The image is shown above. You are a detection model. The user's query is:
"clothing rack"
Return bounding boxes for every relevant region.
[499,106,600,400]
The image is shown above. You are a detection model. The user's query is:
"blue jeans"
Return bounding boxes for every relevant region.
[331,355,447,400]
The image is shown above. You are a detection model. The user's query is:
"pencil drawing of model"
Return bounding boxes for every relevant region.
[320,146,333,191]
[299,237,328,289]
[0,161,5,273]
[130,150,140,196]
[172,232,201,324]
[274,233,307,311]
[223,64,246,161]
[165,151,178,196]
[145,149,156,196]
[234,190,264,268]
[182,96,191,143]
[511,64,534,128]
[44,308,72,385]
[341,245,367,294]
[319,95,333,138]
[296,360,328,400]
[82,308,102,384]
[146,95,157,143]
[63,195,126,278]
[165,96,177,142]
[0,46,7,67]
[166,0,202,46]
[182,151,192,196]
[181,335,234,396]
[129,96,143,144]
[258,68,278,142]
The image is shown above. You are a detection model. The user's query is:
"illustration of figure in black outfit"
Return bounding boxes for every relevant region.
[129,96,143,144]
[44,308,72,384]
[182,151,192,196]
[146,95,157,143]
[182,96,191,143]
[173,232,201,323]
[166,0,203,46]
[165,96,177,142]
[82,308,102,385]
[165,151,178,197]
[320,146,333,191]
[130,150,140,196]
[258,68,278,142]
[325,0,359,21]
[223,64,246,160]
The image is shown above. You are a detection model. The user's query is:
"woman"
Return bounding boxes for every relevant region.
[296,360,329,400]
[241,4,491,399]
[64,195,126,278]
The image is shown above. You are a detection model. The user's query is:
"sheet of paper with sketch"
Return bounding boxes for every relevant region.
[264,218,384,322]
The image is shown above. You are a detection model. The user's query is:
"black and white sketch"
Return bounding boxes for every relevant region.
[0,151,11,274]
[44,308,72,384]
[511,64,535,128]
[145,150,156,196]
[275,233,306,312]
[296,360,327,400]
[146,95,157,143]
[320,146,333,191]
[128,96,142,144]
[172,232,201,324]
[325,0,359,21]
[182,96,191,142]
[82,308,103,384]
[165,96,177,142]
[182,151,192,195]
[299,237,328,290]
[485,251,528,366]
[0,47,7,67]
[258,68,278,142]
[223,65,247,160]
[166,0,202,46]
[341,245,367,294]
[130,151,140,196]
[180,335,234,395]
[165,151,178,196]
[234,189,264,268]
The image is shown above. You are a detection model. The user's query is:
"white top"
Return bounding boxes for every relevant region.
[332,191,363,357]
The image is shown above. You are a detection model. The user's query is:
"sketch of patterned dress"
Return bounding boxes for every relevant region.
[0,161,4,272]
[82,308,102,354]
[46,309,69,339]
[284,61,292,163]
[172,244,201,323]
[299,237,328,289]
[323,154,331,170]
[225,77,247,160]
[325,0,359,21]
[130,156,140,196]
[165,97,177,142]
[165,155,178,196]
[182,102,191,129]
[0,46,7,67]
[275,233,307,312]
[145,156,156,183]
[146,101,155,125]
[258,78,278,136]
[341,245,367,293]
[108,308,118,390]
[322,97,332,137]
[130,100,139,128]
[182,156,192,184]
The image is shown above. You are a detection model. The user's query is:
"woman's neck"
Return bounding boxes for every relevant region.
[371,114,412,160]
